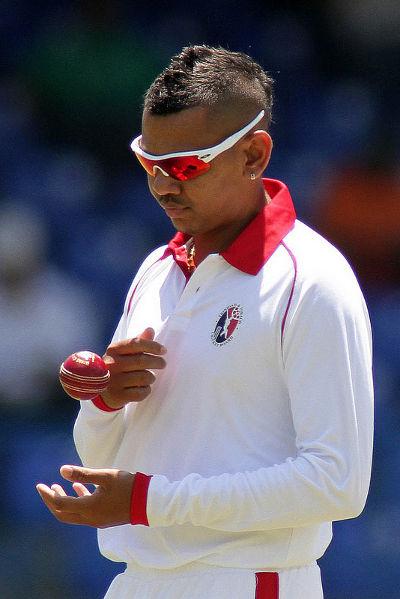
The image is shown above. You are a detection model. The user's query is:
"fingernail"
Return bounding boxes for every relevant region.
[160,345,167,354]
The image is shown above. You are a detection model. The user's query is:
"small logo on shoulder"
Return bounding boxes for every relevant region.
[211,304,243,346]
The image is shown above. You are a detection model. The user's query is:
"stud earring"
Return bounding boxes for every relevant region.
[250,173,256,180]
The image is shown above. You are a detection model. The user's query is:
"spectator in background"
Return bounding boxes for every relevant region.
[315,137,400,292]
[0,203,103,417]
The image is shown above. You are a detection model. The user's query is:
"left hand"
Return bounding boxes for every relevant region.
[36,465,134,528]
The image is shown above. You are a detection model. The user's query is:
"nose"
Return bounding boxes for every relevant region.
[150,168,182,197]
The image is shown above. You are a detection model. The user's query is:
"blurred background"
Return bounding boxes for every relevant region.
[0,1,399,597]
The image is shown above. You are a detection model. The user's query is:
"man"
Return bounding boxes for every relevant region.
[37,46,374,599]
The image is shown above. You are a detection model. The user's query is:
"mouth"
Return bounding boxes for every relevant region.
[163,204,189,218]
[159,196,190,217]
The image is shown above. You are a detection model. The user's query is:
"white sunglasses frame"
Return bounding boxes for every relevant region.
[130,110,265,171]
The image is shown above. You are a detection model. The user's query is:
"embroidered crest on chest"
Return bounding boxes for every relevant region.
[211,304,243,346]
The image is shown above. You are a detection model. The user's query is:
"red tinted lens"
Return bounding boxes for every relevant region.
[160,157,210,180]
[135,154,210,180]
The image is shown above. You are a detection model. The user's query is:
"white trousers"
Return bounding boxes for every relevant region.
[104,562,323,599]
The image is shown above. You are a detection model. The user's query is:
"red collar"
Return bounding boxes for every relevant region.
[162,178,296,276]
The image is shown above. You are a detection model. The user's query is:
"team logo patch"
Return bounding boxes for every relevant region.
[211,304,243,346]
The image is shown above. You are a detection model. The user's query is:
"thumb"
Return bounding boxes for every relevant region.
[60,465,112,486]
[139,327,155,341]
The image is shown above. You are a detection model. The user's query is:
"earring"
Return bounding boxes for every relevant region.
[250,173,256,180]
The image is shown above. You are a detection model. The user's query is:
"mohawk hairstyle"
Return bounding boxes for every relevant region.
[144,45,275,128]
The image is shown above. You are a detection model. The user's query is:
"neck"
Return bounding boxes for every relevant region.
[192,187,271,266]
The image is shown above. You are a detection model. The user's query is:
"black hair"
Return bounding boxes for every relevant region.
[143,45,274,128]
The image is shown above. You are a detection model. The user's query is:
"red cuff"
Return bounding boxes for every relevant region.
[130,472,152,526]
[91,395,122,412]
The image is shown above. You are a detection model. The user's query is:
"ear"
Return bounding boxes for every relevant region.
[242,131,273,178]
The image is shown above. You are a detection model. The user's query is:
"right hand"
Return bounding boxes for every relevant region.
[37,465,135,528]
[101,328,167,409]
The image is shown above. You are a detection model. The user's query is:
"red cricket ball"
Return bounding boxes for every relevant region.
[59,351,110,400]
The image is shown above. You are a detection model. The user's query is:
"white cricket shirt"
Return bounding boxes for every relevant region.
[74,179,374,571]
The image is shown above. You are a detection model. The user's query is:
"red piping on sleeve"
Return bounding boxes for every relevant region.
[91,395,122,412]
[127,256,164,315]
[255,572,279,599]
[131,472,152,526]
[280,241,297,345]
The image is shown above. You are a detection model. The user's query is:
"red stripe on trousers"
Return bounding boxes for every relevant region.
[255,572,279,599]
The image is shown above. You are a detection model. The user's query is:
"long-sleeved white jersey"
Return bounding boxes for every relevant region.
[74,179,374,572]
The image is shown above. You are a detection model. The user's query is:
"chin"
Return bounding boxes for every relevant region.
[170,219,198,235]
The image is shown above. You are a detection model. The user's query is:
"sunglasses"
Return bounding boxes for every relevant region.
[130,110,265,181]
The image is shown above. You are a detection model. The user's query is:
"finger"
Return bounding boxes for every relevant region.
[129,354,166,371]
[41,488,93,514]
[72,482,92,497]
[109,370,156,389]
[106,336,167,358]
[104,354,166,374]
[36,483,55,501]
[138,327,155,340]
[37,482,75,507]
[36,484,89,524]
[36,483,66,514]
[126,370,156,386]
[51,484,67,496]
[118,385,152,403]
[101,383,152,407]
